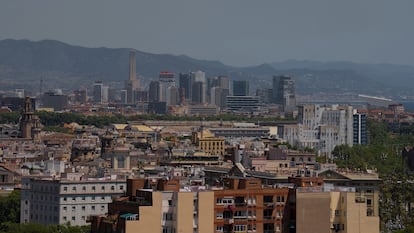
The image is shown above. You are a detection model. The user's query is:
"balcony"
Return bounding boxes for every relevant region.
[235,202,246,207]
[223,218,234,224]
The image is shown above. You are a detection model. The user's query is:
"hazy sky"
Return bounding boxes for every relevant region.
[1,0,414,66]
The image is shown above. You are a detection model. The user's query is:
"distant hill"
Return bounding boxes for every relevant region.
[0,39,413,98]
[271,60,414,95]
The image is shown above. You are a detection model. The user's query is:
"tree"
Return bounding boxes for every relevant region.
[0,222,90,233]
[0,190,20,223]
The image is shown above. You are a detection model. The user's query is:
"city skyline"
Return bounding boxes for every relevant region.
[1,1,414,67]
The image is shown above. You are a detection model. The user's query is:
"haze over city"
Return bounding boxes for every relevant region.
[2,1,414,233]
[1,0,414,66]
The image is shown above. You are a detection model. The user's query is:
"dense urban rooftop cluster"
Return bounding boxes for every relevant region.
[1,52,414,233]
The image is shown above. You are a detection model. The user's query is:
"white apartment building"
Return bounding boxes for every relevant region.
[280,104,353,157]
[20,174,126,226]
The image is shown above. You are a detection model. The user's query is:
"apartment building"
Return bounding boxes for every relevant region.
[192,129,225,156]
[91,172,380,233]
[214,178,290,233]
[91,177,291,233]
[91,178,215,233]
[296,188,379,233]
[20,174,126,226]
[280,104,354,156]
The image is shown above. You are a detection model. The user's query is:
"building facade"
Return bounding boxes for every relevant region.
[272,75,296,113]
[20,175,126,226]
[296,189,379,233]
[280,104,354,156]
[353,112,368,145]
[225,96,262,114]
[233,80,250,96]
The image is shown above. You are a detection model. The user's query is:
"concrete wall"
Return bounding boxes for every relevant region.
[125,192,162,233]
[176,192,193,233]
[198,192,214,233]
[296,191,331,233]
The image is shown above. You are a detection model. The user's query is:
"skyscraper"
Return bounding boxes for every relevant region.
[92,81,103,104]
[210,87,229,111]
[148,81,161,102]
[233,80,250,96]
[159,72,176,103]
[272,75,296,112]
[179,73,193,102]
[125,51,140,104]
[191,81,204,104]
[191,71,207,104]
[166,86,179,106]
[353,112,367,145]
[218,76,230,90]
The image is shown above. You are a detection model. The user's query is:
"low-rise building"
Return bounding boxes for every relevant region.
[20,174,126,226]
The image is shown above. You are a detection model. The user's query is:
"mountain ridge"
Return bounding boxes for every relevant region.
[0,39,413,97]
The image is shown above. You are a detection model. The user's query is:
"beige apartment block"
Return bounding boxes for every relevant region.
[296,190,379,233]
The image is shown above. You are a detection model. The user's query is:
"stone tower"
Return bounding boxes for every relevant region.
[19,97,41,141]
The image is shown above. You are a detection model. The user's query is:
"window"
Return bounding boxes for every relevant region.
[91,206,95,211]
[63,197,67,201]
[72,187,76,191]
[101,186,105,191]
[82,186,86,191]
[233,225,246,232]
[81,206,85,211]
[216,226,224,232]
[248,224,256,231]
[263,196,273,203]
[63,216,67,221]
[118,157,125,168]
[63,186,67,192]
[163,213,174,221]
[247,197,256,205]
[72,216,75,221]
[120,185,124,190]
[216,198,234,205]
[216,212,223,219]
[248,210,256,218]
[111,186,115,191]
[63,206,67,212]
[92,186,96,191]
[335,210,341,216]
[72,197,76,201]
[162,227,175,233]
[82,196,85,201]
[234,211,247,218]
[92,196,95,201]
[72,206,76,212]
[101,196,105,200]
